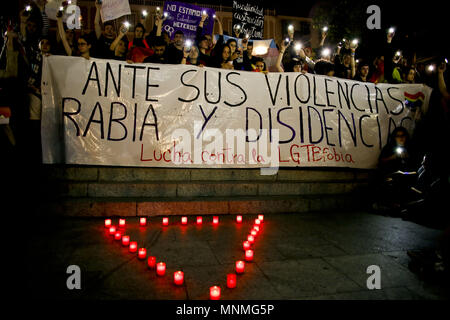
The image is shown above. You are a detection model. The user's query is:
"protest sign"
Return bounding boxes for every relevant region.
[162,1,215,40]
[41,56,432,169]
[100,0,131,22]
[232,1,264,39]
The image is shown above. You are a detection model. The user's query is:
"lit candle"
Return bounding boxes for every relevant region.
[122,235,130,246]
[213,216,219,225]
[156,262,166,276]
[247,235,255,244]
[174,271,184,285]
[114,232,122,240]
[197,216,202,224]
[139,217,147,226]
[210,286,221,300]
[236,215,242,223]
[243,241,251,250]
[147,256,156,268]
[258,215,264,221]
[109,226,116,235]
[251,230,257,237]
[227,274,237,288]
[255,219,261,225]
[253,226,260,232]
[181,216,187,225]
[138,248,147,260]
[105,219,112,228]
[129,241,137,253]
[235,260,245,274]
[245,249,254,262]
[162,217,169,226]
[119,218,126,227]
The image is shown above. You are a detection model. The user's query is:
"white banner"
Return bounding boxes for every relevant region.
[41,56,432,169]
[100,0,131,22]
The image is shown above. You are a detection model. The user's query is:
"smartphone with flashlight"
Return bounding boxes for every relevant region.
[184,40,192,52]
[283,38,290,47]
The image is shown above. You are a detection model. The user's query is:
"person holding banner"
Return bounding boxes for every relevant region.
[57,14,92,59]
[143,37,167,64]
[166,31,185,64]
[94,1,116,59]
[195,11,213,67]
[109,23,129,61]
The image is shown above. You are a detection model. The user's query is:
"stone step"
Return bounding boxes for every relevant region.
[44,180,370,198]
[40,194,367,217]
[42,165,372,183]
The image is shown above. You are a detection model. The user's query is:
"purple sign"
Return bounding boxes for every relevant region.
[162,1,216,40]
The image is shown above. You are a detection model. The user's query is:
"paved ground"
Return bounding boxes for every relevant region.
[27,211,449,300]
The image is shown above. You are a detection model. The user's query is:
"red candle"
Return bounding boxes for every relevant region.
[255,219,261,225]
[197,216,202,224]
[139,217,147,226]
[138,248,147,260]
[213,216,219,225]
[119,218,126,227]
[162,217,169,226]
[174,271,184,285]
[105,219,112,228]
[181,216,187,225]
[236,260,245,274]
[243,241,251,250]
[129,241,137,253]
[114,232,122,240]
[210,286,221,300]
[156,262,166,276]
[245,249,254,262]
[253,225,260,232]
[109,226,116,235]
[227,274,237,288]
[122,235,130,246]
[258,214,264,221]
[236,215,242,223]
[147,256,156,268]
[251,230,257,237]
[247,235,255,244]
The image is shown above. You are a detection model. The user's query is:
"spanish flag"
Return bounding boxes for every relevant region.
[404,91,424,111]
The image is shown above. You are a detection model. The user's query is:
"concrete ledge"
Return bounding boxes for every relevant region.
[43,165,373,183]
[39,195,364,217]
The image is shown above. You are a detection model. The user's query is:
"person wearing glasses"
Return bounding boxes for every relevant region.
[57,15,92,59]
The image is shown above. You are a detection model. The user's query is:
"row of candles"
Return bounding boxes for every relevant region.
[105,215,247,228]
[104,214,264,299]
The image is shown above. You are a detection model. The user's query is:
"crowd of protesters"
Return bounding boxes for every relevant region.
[0,0,449,282]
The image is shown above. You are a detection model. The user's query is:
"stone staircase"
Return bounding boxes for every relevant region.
[40,165,374,217]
